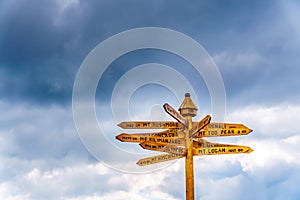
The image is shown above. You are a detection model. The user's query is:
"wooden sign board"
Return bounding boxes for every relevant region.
[140,141,186,155]
[190,115,211,137]
[193,123,252,138]
[163,103,187,126]
[118,121,181,129]
[193,145,253,156]
[116,133,186,145]
[136,153,184,166]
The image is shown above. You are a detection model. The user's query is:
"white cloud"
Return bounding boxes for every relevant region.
[0,161,182,200]
[227,103,300,138]
[1,99,300,200]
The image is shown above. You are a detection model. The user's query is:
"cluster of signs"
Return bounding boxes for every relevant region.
[116,103,253,166]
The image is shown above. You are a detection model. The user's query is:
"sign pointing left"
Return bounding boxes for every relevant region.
[118,121,181,129]
[116,133,186,145]
[163,103,187,126]
[140,141,187,155]
[136,153,184,166]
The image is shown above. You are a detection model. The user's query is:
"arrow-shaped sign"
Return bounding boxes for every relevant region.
[140,141,187,155]
[193,123,252,138]
[192,139,248,148]
[116,133,148,143]
[190,115,211,137]
[136,153,184,166]
[118,121,181,129]
[116,129,184,141]
[116,133,186,145]
[193,145,253,156]
[163,103,187,126]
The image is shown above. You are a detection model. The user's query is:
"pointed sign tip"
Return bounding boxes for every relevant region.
[246,147,254,154]
[115,134,123,142]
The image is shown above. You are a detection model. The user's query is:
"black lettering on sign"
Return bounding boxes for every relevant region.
[126,124,133,128]
[208,130,217,136]
[209,123,225,129]
[208,148,226,153]
[199,131,205,137]
[198,149,206,154]
[221,129,234,134]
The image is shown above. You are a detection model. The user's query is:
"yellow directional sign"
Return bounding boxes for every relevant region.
[116,133,147,143]
[150,129,184,138]
[116,129,184,140]
[193,145,253,156]
[192,139,248,148]
[136,153,184,166]
[116,93,253,200]
[163,103,187,126]
[140,141,187,155]
[116,133,186,145]
[193,123,252,138]
[190,115,211,137]
[118,121,181,129]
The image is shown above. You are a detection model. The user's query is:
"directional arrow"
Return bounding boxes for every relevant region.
[116,133,186,145]
[193,123,252,138]
[190,115,211,137]
[136,153,184,166]
[193,145,253,156]
[116,129,184,141]
[163,103,187,126]
[115,133,147,143]
[118,121,181,129]
[192,139,248,148]
[140,141,187,155]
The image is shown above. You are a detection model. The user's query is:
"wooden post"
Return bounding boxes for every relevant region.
[185,115,194,200]
[179,93,198,200]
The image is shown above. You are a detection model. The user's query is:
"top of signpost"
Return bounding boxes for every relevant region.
[178,93,198,117]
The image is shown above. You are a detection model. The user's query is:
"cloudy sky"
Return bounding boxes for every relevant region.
[1,0,300,199]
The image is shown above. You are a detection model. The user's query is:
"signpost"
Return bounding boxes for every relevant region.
[136,153,184,166]
[163,103,187,126]
[116,133,186,145]
[140,141,187,154]
[118,121,181,129]
[193,123,252,138]
[190,115,211,137]
[116,93,253,200]
[193,145,253,155]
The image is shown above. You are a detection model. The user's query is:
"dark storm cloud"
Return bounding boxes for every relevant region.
[0,0,299,106]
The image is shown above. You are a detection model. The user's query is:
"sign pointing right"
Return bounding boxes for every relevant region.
[190,115,211,137]
[193,123,252,138]
[193,145,253,156]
